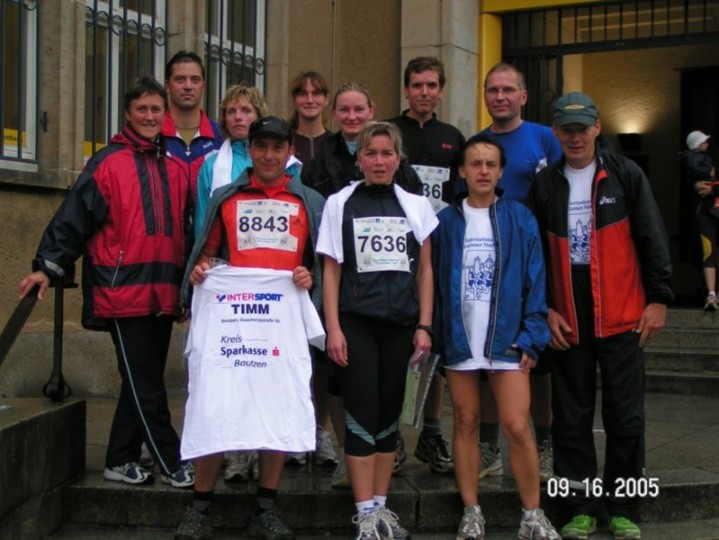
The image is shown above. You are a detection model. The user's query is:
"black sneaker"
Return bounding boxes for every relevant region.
[414,433,454,473]
[174,507,212,540]
[249,508,295,540]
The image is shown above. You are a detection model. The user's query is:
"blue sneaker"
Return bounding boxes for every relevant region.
[103,461,152,485]
[162,462,195,488]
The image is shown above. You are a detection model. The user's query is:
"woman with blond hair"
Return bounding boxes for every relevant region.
[318,122,436,540]
[194,83,300,238]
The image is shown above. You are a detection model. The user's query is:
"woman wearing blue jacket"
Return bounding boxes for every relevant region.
[432,134,559,540]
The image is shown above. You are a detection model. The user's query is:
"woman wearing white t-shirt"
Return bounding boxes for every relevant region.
[317,122,437,540]
[432,134,560,540]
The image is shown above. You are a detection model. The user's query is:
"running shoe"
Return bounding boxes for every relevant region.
[456,505,485,540]
[248,507,295,540]
[103,461,152,485]
[561,514,597,539]
[352,511,380,540]
[538,440,553,483]
[285,451,307,467]
[162,461,195,488]
[225,451,259,482]
[315,426,339,466]
[478,442,503,478]
[608,516,641,539]
[518,508,560,540]
[174,507,212,540]
[375,506,410,539]
[414,433,454,473]
[705,293,718,312]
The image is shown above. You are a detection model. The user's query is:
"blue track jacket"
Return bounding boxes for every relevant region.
[432,195,549,366]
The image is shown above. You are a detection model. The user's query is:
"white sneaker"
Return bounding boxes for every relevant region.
[518,508,560,540]
[285,451,307,466]
[224,451,258,482]
[478,442,503,478]
[457,505,485,540]
[315,426,339,465]
[352,511,380,540]
[538,440,553,483]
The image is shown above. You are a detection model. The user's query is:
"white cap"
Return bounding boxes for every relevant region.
[686,130,710,150]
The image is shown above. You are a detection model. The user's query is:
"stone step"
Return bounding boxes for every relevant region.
[60,467,719,533]
[643,349,719,372]
[649,328,719,350]
[645,369,719,396]
[665,308,719,328]
[46,517,719,540]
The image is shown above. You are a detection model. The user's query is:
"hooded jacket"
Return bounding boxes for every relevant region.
[33,125,191,329]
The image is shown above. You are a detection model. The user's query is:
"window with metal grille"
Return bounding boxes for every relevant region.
[204,0,266,121]
[504,0,719,56]
[84,0,167,158]
[1,0,39,168]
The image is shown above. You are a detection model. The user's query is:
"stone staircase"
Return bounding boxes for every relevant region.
[644,308,719,396]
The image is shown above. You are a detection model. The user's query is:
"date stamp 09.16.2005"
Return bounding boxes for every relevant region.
[547,477,660,499]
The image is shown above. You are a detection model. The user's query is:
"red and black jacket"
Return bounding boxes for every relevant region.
[528,149,673,343]
[33,125,191,329]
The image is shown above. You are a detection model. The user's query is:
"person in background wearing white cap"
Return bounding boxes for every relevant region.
[528,92,673,540]
[680,130,719,310]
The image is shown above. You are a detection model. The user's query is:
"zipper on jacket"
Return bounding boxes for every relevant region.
[558,169,580,340]
[147,153,163,234]
[110,250,124,290]
[484,202,501,367]
[590,164,602,337]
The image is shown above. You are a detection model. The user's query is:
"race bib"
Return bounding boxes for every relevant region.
[413,164,449,213]
[353,216,411,273]
[235,199,299,252]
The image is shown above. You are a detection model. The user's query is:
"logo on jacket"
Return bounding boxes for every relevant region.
[599,196,616,205]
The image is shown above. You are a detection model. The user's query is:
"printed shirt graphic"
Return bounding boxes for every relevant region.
[566,161,596,265]
[181,267,325,459]
[458,202,494,370]
[412,164,450,213]
[352,216,412,273]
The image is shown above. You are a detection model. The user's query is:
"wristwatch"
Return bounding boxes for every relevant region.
[416,324,433,336]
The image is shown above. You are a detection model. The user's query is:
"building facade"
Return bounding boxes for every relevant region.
[1,0,718,396]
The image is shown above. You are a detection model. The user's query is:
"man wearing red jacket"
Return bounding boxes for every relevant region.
[528,92,673,540]
[19,75,194,489]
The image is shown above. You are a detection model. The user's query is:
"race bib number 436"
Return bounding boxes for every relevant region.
[235,199,299,252]
[353,216,411,273]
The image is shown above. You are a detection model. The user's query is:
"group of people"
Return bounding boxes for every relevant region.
[18,51,674,540]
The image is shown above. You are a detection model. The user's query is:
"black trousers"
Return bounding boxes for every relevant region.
[337,313,415,456]
[550,267,646,519]
[105,315,181,475]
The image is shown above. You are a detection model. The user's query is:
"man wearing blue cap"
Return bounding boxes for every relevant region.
[528,92,673,540]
